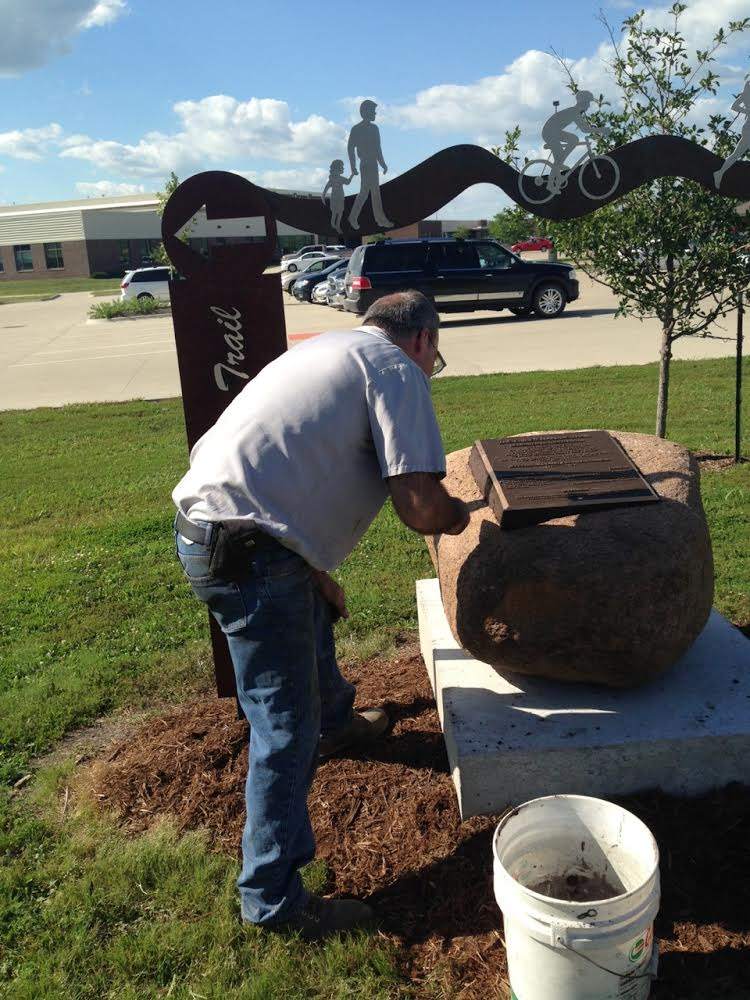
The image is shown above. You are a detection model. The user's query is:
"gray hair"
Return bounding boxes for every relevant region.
[362,290,439,343]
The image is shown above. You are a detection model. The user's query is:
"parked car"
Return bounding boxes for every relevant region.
[511,236,554,253]
[342,238,578,317]
[281,269,301,293]
[327,270,347,310]
[281,255,342,293]
[280,244,348,267]
[311,280,330,305]
[282,251,328,273]
[120,266,171,301]
[291,258,348,302]
[281,243,327,265]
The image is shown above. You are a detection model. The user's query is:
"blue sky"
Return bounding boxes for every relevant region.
[1,0,748,218]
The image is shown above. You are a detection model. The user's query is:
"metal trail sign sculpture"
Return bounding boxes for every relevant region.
[164,98,750,698]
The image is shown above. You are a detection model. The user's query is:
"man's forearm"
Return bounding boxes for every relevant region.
[388,473,469,535]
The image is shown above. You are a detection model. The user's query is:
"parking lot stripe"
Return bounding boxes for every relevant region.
[36,339,170,355]
[10,349,175,367]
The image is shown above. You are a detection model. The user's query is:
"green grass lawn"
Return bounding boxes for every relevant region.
[0,294,62,305]
[0,276,122,297]
[1,357,748,998]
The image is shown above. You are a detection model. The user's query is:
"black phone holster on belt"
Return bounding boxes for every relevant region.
[208,523,261,580]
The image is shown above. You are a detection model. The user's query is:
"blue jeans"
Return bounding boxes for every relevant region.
[174,518,356,924]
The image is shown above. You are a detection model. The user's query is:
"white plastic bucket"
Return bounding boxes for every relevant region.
[493,795,660,1000]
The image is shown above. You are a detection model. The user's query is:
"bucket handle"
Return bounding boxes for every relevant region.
[505,899,659,949]
[554,936,659,982]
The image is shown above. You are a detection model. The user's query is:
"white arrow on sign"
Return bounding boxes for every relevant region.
[175,205,267,239]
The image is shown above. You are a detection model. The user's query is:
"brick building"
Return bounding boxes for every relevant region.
[0,191,492,281]
[0,194,317,281]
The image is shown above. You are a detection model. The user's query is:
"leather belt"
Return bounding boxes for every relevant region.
[175,510,279,553]
[175,510,212,544]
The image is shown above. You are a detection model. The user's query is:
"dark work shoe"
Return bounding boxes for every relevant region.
[266,894,376,942]
[319,708,389,759]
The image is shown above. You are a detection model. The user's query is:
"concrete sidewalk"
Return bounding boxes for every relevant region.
[0,278,740,410]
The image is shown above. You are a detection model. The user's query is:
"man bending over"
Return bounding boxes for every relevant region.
[172,290,468,940]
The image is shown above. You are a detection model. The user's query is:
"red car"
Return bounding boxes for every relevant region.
[511,236,554,253]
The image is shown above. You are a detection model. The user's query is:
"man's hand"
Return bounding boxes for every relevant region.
[387,472,470,536]
[311,570,349,620]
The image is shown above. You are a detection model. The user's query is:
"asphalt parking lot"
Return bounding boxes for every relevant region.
[0,270,741,410]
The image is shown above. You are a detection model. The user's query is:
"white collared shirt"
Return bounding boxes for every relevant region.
[172,325,446,570]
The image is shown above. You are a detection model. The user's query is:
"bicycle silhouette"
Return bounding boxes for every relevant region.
[518,134,620,204]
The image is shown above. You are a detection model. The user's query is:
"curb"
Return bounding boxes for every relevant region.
[86,310,172,325]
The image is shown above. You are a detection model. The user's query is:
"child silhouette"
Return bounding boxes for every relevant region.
[321,159,354,233]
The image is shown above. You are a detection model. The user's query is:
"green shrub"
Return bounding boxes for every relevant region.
[88,297,170,320]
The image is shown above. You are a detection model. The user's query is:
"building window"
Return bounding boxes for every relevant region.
[119,240,131,270]
[0,255,4,273]
[14,245,33,271]
[44,242,64,270]
[140,239,159,262]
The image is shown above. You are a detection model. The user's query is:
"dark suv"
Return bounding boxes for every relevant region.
[343,238,578,318]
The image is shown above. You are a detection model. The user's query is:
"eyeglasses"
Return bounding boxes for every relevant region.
[427,332,446,377]
[431,350,446,378]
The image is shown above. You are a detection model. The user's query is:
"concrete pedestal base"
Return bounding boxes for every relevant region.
[417,578,750,819]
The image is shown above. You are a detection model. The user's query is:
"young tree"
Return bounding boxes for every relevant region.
[489,128,553,247]
[488,205,537,246]
[453,225,472,239]
[151,171,187,266]
[505,4,749,438]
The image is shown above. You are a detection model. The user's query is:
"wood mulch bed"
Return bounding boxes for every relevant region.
[90,642,750,999]
[694,452,745,473]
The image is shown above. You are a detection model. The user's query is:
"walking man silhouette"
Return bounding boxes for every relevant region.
[347,100,393,230]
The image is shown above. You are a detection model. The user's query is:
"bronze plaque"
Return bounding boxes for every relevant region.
[469,431,659,528]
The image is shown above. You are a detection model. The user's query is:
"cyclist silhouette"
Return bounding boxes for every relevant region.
[541,91,608,193]
[714,80,750,189]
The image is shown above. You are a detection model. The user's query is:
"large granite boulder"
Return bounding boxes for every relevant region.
[427,431,714,687]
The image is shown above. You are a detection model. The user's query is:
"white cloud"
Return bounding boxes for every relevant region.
[75,180,147,197]
[0,124,64,160]
[435,183,512,222]
[239,166,329,191]
[59,96,345,176]
[642,0,750,54]
[351,3,748,156]
[371,45,616,150]
[0,0,128,75]
[79,0,127,28]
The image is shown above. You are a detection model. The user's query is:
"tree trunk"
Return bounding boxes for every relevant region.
[657,264,676,440]
[736,291,744,463]
[656,326,673,438]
